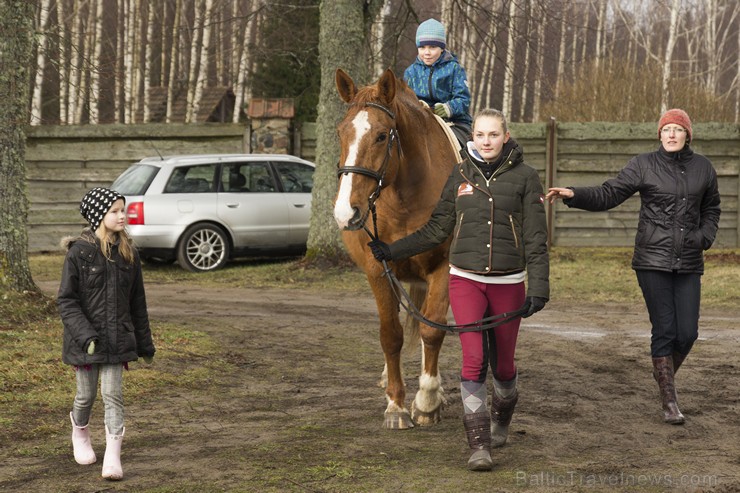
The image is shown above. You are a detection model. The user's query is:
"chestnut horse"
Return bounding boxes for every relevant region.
[333,68,461,429]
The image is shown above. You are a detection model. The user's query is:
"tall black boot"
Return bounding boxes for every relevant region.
[462,412,492,471]
[652,356,685,425]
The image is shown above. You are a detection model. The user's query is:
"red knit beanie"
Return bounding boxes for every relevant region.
[658,108,692,142]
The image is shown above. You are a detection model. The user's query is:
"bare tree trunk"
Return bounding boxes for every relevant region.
[115,0,124,122]
[372,0,391,79]
[0,0,37,292]
[67,0,83,124]
[532,1,545,121]
[480,3,499,111]
[233,0,259,123]
[736,16,740,123]
[519,0,532,121]
[191,0,214,122]
[661,0,680,113]
[74,1,96,124]
[123,0,137,123]
[144,3,155,122]
[555,7,567,99]
[89,0,103,124]
[31,0,52,126]
[594,0,606,70]
[186,0,204,123]
[58,0,69,124]
[166,0,181,123]
[501,0,517,117]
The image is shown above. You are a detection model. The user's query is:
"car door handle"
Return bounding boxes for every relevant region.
[226,203,240,208]
[292,203,307,208]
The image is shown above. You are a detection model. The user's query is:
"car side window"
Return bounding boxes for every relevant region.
[273,162,314,193]
[164,164,216,193]
[223,162,276,193]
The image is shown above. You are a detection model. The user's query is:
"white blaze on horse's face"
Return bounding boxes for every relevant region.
[334,110,371,229]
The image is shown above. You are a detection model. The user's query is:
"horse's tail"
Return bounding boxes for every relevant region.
[403,282,426,354]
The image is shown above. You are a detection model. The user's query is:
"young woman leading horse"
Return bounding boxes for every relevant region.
[333,68,460,430]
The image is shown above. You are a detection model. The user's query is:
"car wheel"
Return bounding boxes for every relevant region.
[177,223,230,272]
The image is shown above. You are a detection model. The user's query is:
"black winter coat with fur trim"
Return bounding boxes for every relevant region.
[58,230,155,366]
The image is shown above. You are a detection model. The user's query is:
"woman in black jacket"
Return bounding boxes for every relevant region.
[369,108,549,471]
[546,109,721,425]
[58,187,155,480]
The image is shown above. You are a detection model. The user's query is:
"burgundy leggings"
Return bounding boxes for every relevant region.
[449,275,525,382]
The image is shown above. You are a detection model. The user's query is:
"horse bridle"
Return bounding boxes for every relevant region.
[337,101,527,332]
[336,102,401,236]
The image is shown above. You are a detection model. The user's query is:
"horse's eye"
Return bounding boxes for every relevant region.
[376,133,387,143]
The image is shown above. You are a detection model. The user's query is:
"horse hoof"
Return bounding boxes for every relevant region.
[384,411,414,430]
[411,402,442,426]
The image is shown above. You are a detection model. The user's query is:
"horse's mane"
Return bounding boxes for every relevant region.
[350,74,429,123]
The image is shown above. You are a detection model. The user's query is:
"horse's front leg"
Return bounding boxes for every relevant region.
[370,277,414,430]
[411,271,448,426]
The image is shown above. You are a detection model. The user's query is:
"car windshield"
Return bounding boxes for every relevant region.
[111,164,159,195]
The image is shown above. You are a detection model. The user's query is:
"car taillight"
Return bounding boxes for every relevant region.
[126,202,144,225]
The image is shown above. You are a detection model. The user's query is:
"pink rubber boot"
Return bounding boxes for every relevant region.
[70,412,96,465]
[102,425,125,480]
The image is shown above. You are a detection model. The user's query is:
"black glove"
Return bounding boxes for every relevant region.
[368,240,392,262]
[522,296,547,318]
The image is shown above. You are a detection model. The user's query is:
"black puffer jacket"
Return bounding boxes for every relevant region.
[58,230,155,366]
[389,139,549,299]
[565,145,721,274]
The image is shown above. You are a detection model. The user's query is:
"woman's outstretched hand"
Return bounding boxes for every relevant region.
[545,187,574,203]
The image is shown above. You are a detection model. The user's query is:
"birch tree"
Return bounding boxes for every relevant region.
[501,0,517,117]
[0,0,37,292]
[233,0,259,123]
[660,0,680,112]
[191,0,215,122]
[31,0,52,126]
[166,0,182,123]
[89,0,104,124]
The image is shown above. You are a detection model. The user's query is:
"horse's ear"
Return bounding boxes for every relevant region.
[336,69,356,103]
[377,68,397,106]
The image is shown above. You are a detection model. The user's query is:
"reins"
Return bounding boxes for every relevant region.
[338,101,528,333]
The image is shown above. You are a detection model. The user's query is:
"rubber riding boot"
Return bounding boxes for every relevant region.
[672,351,687,375]
[70,412,96,465]
[491,376,518,448]
[102,425,125,480]
[652,356,685,425]
[463,412,492,471]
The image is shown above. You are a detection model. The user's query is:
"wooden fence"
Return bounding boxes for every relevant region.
[24,121,738,252]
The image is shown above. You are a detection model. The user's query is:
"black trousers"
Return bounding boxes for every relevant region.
[636,269,701,358]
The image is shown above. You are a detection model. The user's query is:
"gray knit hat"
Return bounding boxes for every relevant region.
[80,187,125,232]
[416,19,446,49]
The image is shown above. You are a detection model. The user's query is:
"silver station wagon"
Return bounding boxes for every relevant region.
[111,154,315,272]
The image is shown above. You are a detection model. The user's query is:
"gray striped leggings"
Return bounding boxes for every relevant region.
[71,363,124,435]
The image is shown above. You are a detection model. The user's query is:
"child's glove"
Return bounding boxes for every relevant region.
[143,356,153,364]
[434,103,451,118]
[85,339,96,355]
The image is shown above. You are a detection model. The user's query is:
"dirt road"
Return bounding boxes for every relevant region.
[3,280,739,492]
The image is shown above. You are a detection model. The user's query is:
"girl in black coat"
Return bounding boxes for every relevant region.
[58,187,155,481]
[546,109,721,425]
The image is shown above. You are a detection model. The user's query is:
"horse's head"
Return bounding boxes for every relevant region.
[333,68,402,231]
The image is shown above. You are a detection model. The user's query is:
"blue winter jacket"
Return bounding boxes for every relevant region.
[403,50,472,126]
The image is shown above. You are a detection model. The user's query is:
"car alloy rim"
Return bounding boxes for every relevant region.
[186,229,225,270]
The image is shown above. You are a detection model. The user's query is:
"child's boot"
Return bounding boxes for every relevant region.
[102,425,125,480]
[70,412,96,465]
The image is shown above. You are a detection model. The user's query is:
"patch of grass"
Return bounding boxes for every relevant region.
[549,247,740,308]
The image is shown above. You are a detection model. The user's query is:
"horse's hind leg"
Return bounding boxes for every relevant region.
[411,278,448,426]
